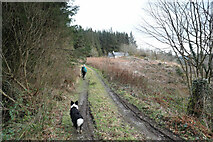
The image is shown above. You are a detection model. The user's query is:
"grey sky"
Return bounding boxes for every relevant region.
[71,0,169,51]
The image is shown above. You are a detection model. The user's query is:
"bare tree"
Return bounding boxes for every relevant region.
[119,44,137,55]
[2,3,48,92]
[138,0,212,119]
[2,3,71,95]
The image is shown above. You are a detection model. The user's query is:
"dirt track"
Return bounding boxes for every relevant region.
[76,67,183,140]
[77,79,95,140]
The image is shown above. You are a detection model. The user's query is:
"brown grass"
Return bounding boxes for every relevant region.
[87,57,187,95]
[86,56,212,140]
[87,57,148,90]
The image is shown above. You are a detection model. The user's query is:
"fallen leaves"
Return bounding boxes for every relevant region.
[165,115,213,139]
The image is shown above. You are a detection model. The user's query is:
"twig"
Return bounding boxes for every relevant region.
[0,89,16,103]
[1,53,11,73]
[0,89,34,111]
[12,77,32,96]
[203,118,210,130]
[2,51,32,95]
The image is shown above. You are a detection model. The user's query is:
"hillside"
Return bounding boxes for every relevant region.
[87,56,213,140]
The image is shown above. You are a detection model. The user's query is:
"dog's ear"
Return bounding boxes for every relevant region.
[75,101,78,105]
[71,101,74,106]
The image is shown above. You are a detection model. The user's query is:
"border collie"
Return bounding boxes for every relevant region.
[70,100,84,133]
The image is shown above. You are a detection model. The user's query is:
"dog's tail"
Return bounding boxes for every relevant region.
[77,118,84,127]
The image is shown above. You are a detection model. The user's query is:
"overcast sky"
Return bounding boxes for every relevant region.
[71,0,170,51]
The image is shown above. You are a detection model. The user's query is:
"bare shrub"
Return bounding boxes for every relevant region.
[136,48,176,62]
[119,44,137,55]
[138,1,213,120]
[1,3,79,139]
[87,57,148,90]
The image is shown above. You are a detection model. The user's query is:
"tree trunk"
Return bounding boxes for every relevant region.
[187,79,208,117]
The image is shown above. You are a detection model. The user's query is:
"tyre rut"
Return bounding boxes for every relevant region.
[77,79,95,140]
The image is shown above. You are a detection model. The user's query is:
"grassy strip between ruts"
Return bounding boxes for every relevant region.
[86,67,145,140]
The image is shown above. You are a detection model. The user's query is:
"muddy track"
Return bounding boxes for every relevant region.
[77,79,95,140]
[91,67,183,141]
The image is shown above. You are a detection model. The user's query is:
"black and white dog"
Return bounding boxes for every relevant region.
[70,100,84,133]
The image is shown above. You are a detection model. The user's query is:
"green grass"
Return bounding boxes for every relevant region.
[3,88,56,140]
[87,67,145,140]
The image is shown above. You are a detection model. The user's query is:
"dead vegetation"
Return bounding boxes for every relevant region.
[87,56,213,140]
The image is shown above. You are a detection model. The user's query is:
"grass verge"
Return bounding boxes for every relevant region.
[2,77,81,140]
